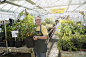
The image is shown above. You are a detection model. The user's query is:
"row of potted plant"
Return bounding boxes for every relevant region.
[57,20,86,51]
[2,12,38,48]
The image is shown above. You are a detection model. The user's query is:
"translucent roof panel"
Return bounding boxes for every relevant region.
[0,3,7,9]
[76,4,86,11]
[0,0,86,14]
[67,5,79,11]
[46,0,69,7]
[16,1,25,5]
[25,3,36,9]
[2,4,14,10]
[15,7,25,13]
[71,0,80,4]
[9,6,18,12]
[31,0,69,8]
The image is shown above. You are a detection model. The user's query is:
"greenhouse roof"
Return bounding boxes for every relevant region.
[0,0,86,14]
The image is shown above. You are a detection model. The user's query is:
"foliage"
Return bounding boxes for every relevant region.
[42,18,55,30]
[44,24,53,30]
[44,18,55,24]
[14,14,38,40]
[2,24,13,41]
[57,19,86,51]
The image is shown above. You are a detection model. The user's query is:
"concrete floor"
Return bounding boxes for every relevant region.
[46,30,59,57]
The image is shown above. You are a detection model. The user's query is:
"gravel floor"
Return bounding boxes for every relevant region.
[46,30,59,57]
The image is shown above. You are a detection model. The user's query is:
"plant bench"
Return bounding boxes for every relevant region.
[59,50,86,57]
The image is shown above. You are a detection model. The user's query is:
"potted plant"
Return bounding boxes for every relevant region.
[16,13,37,48]
[21,14,38,48]
[2,24,15,47]
[25,25,37,48]
[14,21,23,48]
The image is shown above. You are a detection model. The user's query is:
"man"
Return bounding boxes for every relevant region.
[33,16,48,57]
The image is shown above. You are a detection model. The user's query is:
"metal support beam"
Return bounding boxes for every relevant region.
[36,5,43,9]
[25,0,36,5]
[66,0,72,12]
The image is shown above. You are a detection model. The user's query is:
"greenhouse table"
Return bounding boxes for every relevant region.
[0,47,35,57]
[60,50,86,57]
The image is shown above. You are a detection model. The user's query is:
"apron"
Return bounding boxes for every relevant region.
[34,25,47,53]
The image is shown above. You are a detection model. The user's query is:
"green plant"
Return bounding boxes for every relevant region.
[57,19,86,51]
[2,24,13,41]
[57,34,77,51]
[41,22,46,25]
[16,14,38,39]
[44,18,55,24]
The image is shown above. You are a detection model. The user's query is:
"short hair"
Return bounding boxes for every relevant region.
[35,16,41,20]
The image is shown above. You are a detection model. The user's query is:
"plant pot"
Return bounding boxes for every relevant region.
[23,39,26,45]
[26,38,35,48]
[62,45,68,51]
[72,44,77,51]
[0,38,3,42]
[15,41,22,48]
[0,42,6,47]
[16,53,31,57]
[8,40,15,47]
[82,43,86,49]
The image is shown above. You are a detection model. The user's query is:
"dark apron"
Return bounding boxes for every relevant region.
[34,25,47,53]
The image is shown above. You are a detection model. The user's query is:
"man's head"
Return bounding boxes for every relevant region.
[35,16,41,26]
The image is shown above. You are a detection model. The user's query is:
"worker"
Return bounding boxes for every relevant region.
[33,16,48,57]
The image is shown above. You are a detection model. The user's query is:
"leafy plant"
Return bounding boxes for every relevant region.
[57,19,86,51]
[15,14,38,39]
[2,24,13,41]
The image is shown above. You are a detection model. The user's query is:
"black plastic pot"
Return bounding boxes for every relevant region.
[62,46,68,51]
[82,43,86,49]
[0,38,3,42]
[15,41,22,48]
[26,38,35,48]
[23,39,26,45]
[0,42,6,47]
[72,44,77,51]
[8,41,15,47]
[16,53,31,57]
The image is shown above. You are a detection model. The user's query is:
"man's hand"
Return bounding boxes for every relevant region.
[33,36,39,40]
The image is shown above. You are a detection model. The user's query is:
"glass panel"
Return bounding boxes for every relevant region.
[9,6,18,11]
[67,5,79,11]
[2,4,14,10]
[76,4,86,11]
[26,3,35,9]
[71,0,79,4]
[16,7,24,13]
[17,1,25,5]
[0,3,7,9]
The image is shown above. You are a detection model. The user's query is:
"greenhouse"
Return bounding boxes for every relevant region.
[0,0,86,57]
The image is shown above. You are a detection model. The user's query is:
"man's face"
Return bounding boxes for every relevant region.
[35,17,41,26]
